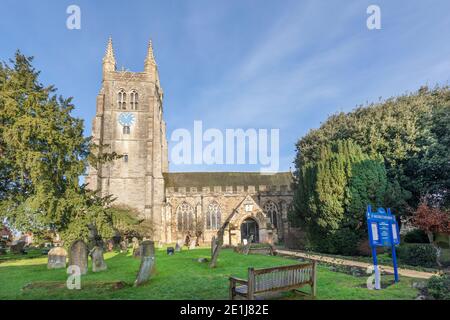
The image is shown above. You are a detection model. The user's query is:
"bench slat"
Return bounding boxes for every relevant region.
[230,262,317,300]
[253,263,313,294]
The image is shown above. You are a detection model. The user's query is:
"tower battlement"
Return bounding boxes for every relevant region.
[87,38,168,241]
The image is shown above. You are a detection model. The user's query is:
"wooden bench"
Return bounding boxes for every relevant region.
[246,245,276,256]
[229,262,317,300]
[237,242,276,256]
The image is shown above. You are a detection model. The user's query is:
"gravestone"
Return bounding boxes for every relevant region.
[112,234,121,251]
[184,231,192,247]
[167,247,174,255]
[47,246,67,269]
[87,224,104,249]
[175,241,181,252]
[195,231,202,247]
[90,246,107,272]
[132,237,140,258]
[10,240,26,254]
[69,240,88,275]
[243,235,253,255]
[211,236,217,257]
[134,240,155,287]
[189,241,196,250]
[120,239,128,253]
[106,239,114,252]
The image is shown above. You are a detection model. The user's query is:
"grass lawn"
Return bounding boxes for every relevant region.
[0,248,420,300]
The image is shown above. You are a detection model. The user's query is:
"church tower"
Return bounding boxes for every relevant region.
[87,38,169,241]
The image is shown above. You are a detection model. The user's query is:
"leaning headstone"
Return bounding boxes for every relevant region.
[134,240,155,287]
[10,240,26,254]
[175,242,181,252]
[211,236,217,257]
[47,247,67,269]
[69,240,88,275]
[90,246,107,272]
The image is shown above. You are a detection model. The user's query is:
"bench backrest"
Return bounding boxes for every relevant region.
[249,263,315,294]
[247,245,275,255]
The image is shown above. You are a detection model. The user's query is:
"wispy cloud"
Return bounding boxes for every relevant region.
[2,0,450,172]
[185,2,363,128]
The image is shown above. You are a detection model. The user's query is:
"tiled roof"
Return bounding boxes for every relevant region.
[163,172,293,188]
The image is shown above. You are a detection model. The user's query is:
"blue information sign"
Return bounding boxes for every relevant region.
[366,205,400,289]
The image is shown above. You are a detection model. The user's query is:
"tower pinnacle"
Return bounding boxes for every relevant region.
[102,36,116,74]
[144,40,157,70]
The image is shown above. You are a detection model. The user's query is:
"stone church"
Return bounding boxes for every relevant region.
[86,38,294,246]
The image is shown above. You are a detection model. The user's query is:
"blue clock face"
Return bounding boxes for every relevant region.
[118,113,135,126]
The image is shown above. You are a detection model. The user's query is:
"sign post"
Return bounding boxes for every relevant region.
[366,205,400,290]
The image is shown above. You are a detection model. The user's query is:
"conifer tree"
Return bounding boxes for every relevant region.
[293,140,389,254]
[0,52,117,245]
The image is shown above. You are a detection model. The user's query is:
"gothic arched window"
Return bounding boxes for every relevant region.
[206,201,221,230]
[176,202,194,231]
[123,125,130,134]
[263,201,279,228]
[118,89,126,110]
[130,90,138,110]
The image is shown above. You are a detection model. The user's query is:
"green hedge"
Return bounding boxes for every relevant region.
[427,274,450,300]
[309,227,363,256]
[395,243,437,268]
[403,229,429,244]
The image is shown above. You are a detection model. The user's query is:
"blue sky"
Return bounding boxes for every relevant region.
[2,0,450,172]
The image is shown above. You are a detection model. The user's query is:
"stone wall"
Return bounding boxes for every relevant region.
[165,184,293,246]
[86,40,168,241]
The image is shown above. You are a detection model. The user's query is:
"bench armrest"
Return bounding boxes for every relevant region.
[229,276,248,285]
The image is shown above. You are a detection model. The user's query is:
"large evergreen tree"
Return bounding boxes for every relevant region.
[0,52,115,245]
[291,86,450,253]
[293,140,393,254]
[295,86,450,211]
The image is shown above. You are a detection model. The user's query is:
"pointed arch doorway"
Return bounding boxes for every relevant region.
[240,218,259,243]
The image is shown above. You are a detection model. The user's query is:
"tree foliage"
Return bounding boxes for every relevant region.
[293,140,392,254]
[295,86,450,209]
[0,52,117,245]
[412,202,450,268]
[413,203,450,237]
[291,86,450,253]
[109,205,155,239]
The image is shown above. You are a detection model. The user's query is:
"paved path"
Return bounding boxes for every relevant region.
[277,249,438,280]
